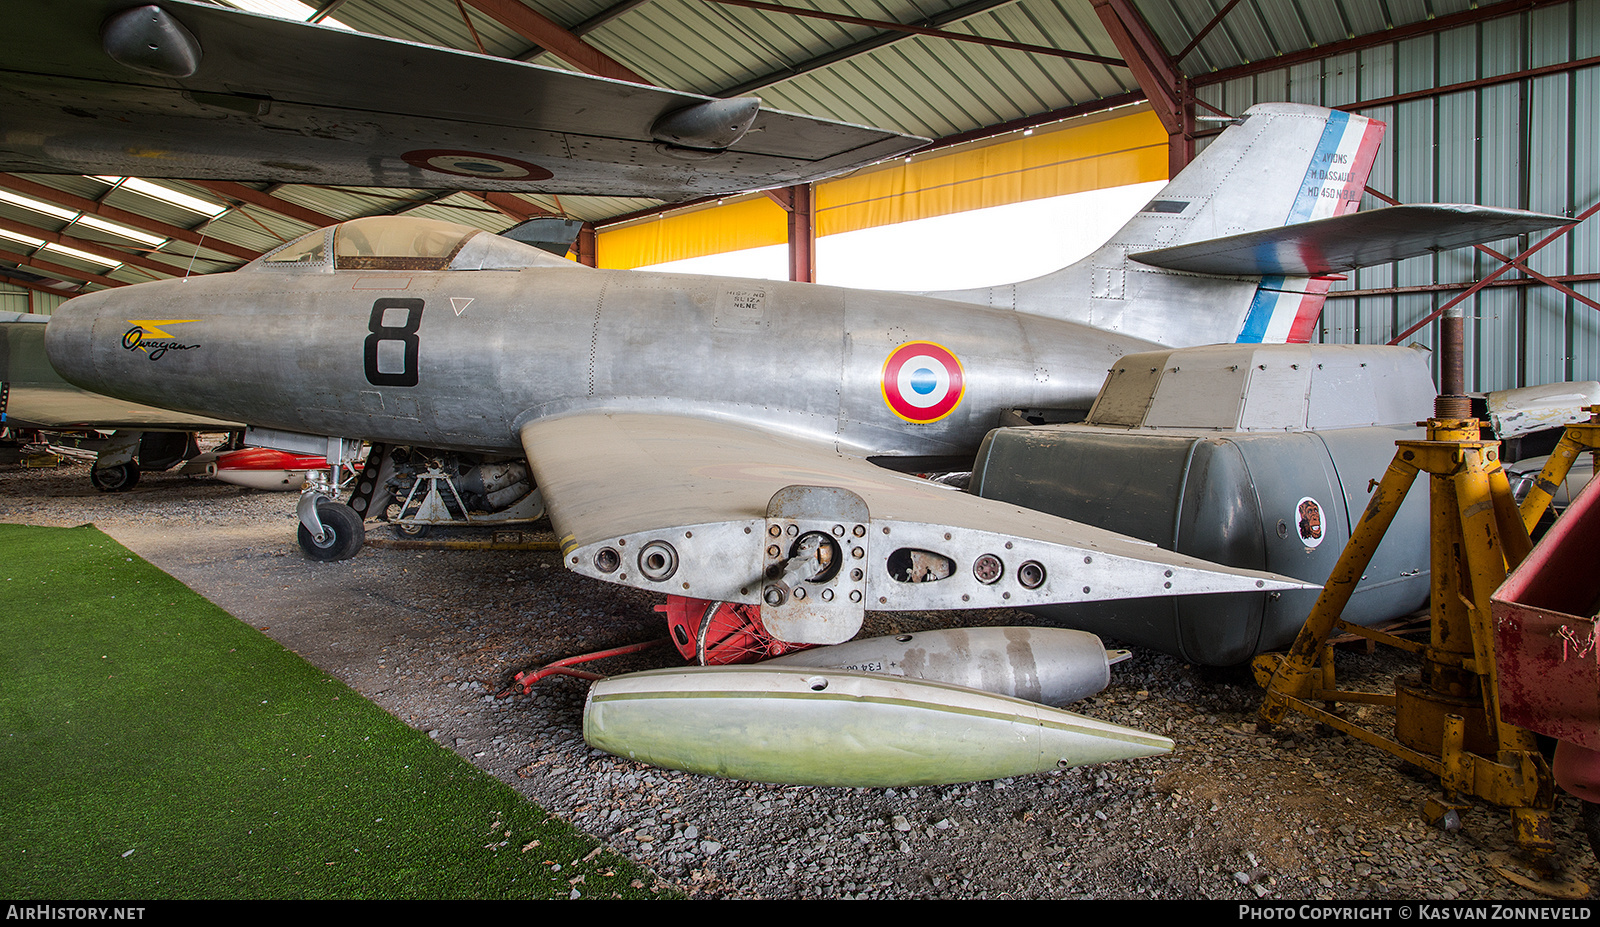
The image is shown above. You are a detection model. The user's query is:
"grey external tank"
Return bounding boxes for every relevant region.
[972,343,1436,666]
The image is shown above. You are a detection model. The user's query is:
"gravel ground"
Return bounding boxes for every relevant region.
[4,453,1597,901]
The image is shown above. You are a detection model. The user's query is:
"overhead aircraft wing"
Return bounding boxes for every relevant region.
[1,314,236,430]
[520,411,1309,644]
[0,0,926,199]
[1132,205,1571,276]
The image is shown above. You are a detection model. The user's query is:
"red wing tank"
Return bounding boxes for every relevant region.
[42,103,1567,656]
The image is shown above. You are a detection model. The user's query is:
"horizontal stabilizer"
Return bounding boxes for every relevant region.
[1132,205,1571,276]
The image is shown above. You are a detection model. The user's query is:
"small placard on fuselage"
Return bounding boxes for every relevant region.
[716,288,766,329]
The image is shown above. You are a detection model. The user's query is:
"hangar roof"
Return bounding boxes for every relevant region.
[0,0,1564,299]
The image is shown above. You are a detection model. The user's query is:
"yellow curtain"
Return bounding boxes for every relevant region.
[817,107,1166,236]
[596,195,785,269]
[597,105,1166,270]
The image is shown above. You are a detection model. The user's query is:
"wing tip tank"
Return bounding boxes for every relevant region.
[582,665,1174,787]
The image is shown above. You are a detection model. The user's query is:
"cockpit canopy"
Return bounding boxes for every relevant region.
[251,216,581,272]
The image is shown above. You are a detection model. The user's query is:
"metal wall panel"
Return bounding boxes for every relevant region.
[0,290,31,314]
[0,288,65,315]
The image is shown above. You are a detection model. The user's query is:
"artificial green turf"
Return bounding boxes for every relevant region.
[0,523,669,900]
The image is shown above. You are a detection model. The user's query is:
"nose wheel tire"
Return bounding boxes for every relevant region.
[297,500,365,561]
[89,462,139,492]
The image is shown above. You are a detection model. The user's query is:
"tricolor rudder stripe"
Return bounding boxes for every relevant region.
[1236,277,1334,344]
[882,341,965,423]
[1287,110,1385,224]
[1237,111,1384,344]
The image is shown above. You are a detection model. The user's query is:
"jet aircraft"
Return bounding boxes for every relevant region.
[42,103,1567,654]
[0,0,925,199]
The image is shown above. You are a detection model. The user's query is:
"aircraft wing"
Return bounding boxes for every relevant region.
[520,411,1309,644]
[1131,204,1571,276]
[1,314,236,430]
[0,0,926,199]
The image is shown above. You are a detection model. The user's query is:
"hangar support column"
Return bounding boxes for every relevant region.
[1092,0,1194,174]
[576,223,598,268]
[766,185,816,283]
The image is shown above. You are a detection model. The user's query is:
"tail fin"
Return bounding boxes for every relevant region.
[1221,107,1384,343]
[926,103,1384,346]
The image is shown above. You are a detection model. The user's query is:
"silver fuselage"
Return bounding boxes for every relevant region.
[45,264,1161,461]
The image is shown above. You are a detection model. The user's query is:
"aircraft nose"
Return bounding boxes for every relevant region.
[44,291,110,390]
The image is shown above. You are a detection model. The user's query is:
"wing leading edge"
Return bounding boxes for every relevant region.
[520,411,1311,645]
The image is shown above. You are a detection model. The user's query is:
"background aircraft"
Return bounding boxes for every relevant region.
[0,0,925,199]
[41,103,1566,653]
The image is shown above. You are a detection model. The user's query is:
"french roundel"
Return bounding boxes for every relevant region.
[881,341,965,423]
[401,149,554,182]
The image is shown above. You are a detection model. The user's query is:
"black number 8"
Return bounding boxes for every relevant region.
[364,298,424,387]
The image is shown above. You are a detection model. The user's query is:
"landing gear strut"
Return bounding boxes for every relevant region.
[291,434,367,561]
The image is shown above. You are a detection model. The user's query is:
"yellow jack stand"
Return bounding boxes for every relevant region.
[1255,405,1600,885]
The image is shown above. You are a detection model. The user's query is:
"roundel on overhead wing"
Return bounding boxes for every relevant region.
[881,341,965,423]
[401,149,554,181]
